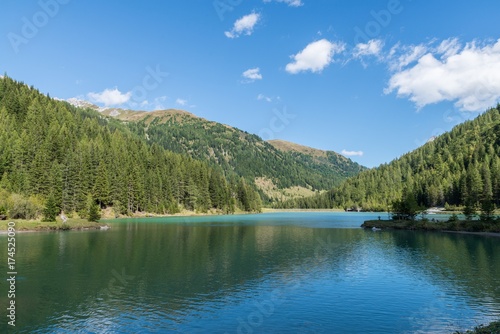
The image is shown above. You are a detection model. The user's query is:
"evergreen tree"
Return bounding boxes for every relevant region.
[87,194,101,222]
[391,189,423,221]
[93,159,111,208]
[480,197,495,221]
[42,194,58,222]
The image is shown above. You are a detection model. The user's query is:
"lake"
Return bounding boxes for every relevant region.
[1,212,499,333]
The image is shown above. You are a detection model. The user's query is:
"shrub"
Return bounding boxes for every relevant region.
[9,194,43,220]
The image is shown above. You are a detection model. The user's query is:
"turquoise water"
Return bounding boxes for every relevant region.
[1,212,499,333]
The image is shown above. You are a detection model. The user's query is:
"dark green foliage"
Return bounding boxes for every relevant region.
[87,195,101,222]
[0,76,261,216]
[130,113,364,204]
[479,197,495,221]
[462,201,477,220]
[236,177,261,212]
[455,320,500,334]
[362,219,500,233]
[279,105,500,213]
[391,190,423,220]
[42,194,58,222]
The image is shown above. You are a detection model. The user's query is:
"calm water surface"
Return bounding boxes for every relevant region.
[0,212,499,333]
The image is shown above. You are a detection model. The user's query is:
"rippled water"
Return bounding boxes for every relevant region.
[1,212,499,333]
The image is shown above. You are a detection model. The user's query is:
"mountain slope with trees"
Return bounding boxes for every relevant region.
[277,104,500,213]
[81,102,365,203]
[267,139,366,181]
[0,76,261,219]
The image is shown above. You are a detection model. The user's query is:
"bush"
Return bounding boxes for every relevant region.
[9,194,43,220]
[0,204,6,215]
[59,223,71,231]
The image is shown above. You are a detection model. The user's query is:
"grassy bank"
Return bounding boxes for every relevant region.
[0,218,104,232]
[362,219,500,233]
[0,207,256,232]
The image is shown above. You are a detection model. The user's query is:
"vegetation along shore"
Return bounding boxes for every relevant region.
[362,219,500,235]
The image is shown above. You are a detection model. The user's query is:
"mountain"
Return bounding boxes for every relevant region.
[68,100,365,203]
[0,77,262,218]
[277,104,500,211]
[267,139,366,180]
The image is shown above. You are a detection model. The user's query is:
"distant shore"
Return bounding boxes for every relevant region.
[0,208,257,232]
[262,208,345,213]
[0,218,105,233]
[0,208,358,232]
[362,219,500,236]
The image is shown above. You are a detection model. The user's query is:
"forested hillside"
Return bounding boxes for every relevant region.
[91,104,365,200]
[277,105,500,211]
[267,139,366,181]
[0,77,261,219]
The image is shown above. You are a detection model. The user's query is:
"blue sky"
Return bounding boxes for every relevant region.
[1,0,500,168]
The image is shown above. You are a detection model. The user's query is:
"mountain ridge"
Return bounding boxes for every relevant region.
[68,99,348,160]
[67,99,366,203]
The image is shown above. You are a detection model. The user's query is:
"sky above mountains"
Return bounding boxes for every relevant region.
[1,0,500,167]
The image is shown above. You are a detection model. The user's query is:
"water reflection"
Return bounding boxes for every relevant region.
[0,214,498,333]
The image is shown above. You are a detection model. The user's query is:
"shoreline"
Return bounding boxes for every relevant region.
[0,209,258,232]
[441,230,500,238]
[0,209,356,232]
[362,219,500,237]
[4,211,500,236]
[0,219,106,233]
[262,208,345,213]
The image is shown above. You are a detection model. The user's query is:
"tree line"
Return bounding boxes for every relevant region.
[0,76,261,221]
[276,104,500,215]
[132,112,364,204]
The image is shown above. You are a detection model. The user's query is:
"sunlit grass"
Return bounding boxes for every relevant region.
[0,218,102,231]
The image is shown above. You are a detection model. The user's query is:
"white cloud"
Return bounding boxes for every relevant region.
[354,39,384,59]
[342,149,364,157]
[436,38,460,59]
[386,39,500,111]
[257,94,272,102]
[131,96,169,110]
[388,44,428,71]
[225,12,260,39]
[176,98,187,106]
[87,88,131,106]
[286,39,345,74]
[263,0,303,7]
[152,96,168,110]
[242,67,262,81]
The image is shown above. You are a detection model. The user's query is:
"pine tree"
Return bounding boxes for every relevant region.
[42,194,58,222]
[87,194,101,222]
[480,197,495,221]
[93,159,111,208]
